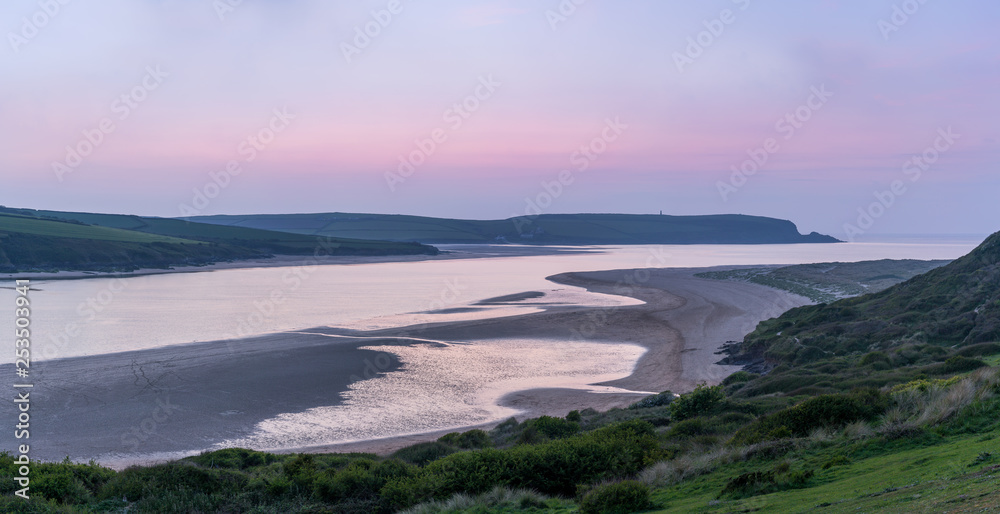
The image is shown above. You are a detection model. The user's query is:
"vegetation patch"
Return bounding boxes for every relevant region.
[578,480,653,514]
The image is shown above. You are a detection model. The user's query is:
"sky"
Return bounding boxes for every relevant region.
[1,0,997,239]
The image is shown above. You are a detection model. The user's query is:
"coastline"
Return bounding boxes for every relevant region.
[283,266,811,456]
[0,265,811,466]
[0,245,596,281]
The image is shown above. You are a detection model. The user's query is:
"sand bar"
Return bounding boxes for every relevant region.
[0,266,809,465]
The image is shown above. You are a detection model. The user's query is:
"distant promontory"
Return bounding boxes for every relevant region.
[184,212,841,245]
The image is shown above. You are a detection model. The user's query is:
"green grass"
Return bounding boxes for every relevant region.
[29,209,439,252]
[717,232,1000,392]
[0,214,199,244]
[2,370,996,513]
[649,427,1000,513]
[696,259,950,303]
[0,207,439,272]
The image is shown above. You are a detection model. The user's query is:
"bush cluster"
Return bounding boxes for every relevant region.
[578,480,652,514]
[383,420,662,508]
[628,390,675,409]
[730,389,889,446]
[670,384,725,421]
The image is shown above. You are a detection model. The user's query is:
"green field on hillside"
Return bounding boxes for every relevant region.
[697,259,952,303]
[0,207,438,272]
[0,213,199,244]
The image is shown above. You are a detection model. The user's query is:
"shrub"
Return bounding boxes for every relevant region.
[666,418,710,439]
[859,351,891,367]
[937,356,988,374]
[392,442,457,466]
[670,385,725,421]
[187,448,276,470]
[489,417,522,445]
[721,470,774,497]
[822,455,851,469]
[567,410,583,422]
[400,486,548,514]
[628,391,675,409]
[535,415,581,438]
[515,425,544,445]
[969,452,994,467]
[721,465,814,498]
[99,462,247,502]
[264,474,292,497]
[714,412,756,433]
[522,416,580,440]
[438,429,493,449]
[889,375,962,394]
[957,342,1000,358]
[23,460,115,505]
[282,454,315,478]
[579,480,652,514]
[730,389,888,446]
[32,469,91,504]
[313,459,414,503]
[722,372,759,387]
[384,420,661,506]
[766,426,792,440]
[0,496,64,513]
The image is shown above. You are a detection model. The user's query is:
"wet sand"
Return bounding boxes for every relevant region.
[0,266,810,465]
[289,267,810,456]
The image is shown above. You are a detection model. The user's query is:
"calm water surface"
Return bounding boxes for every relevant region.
[1,241,979,365]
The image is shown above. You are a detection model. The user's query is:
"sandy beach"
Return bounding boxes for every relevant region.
[1,264,810,466]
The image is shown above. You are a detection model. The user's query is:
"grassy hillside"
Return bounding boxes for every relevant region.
[2,368,997,513]
[0,213,196,244]
[0,207,438,273]
[184,212,841,245]
[697,259,952,303]
[3,233,999,513]
[721,231,1000,386]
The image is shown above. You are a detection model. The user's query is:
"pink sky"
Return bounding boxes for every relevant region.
[1,1,997,238]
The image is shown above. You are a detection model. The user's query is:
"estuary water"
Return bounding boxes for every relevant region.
[2,241,980,366]
[0,240,985,463]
